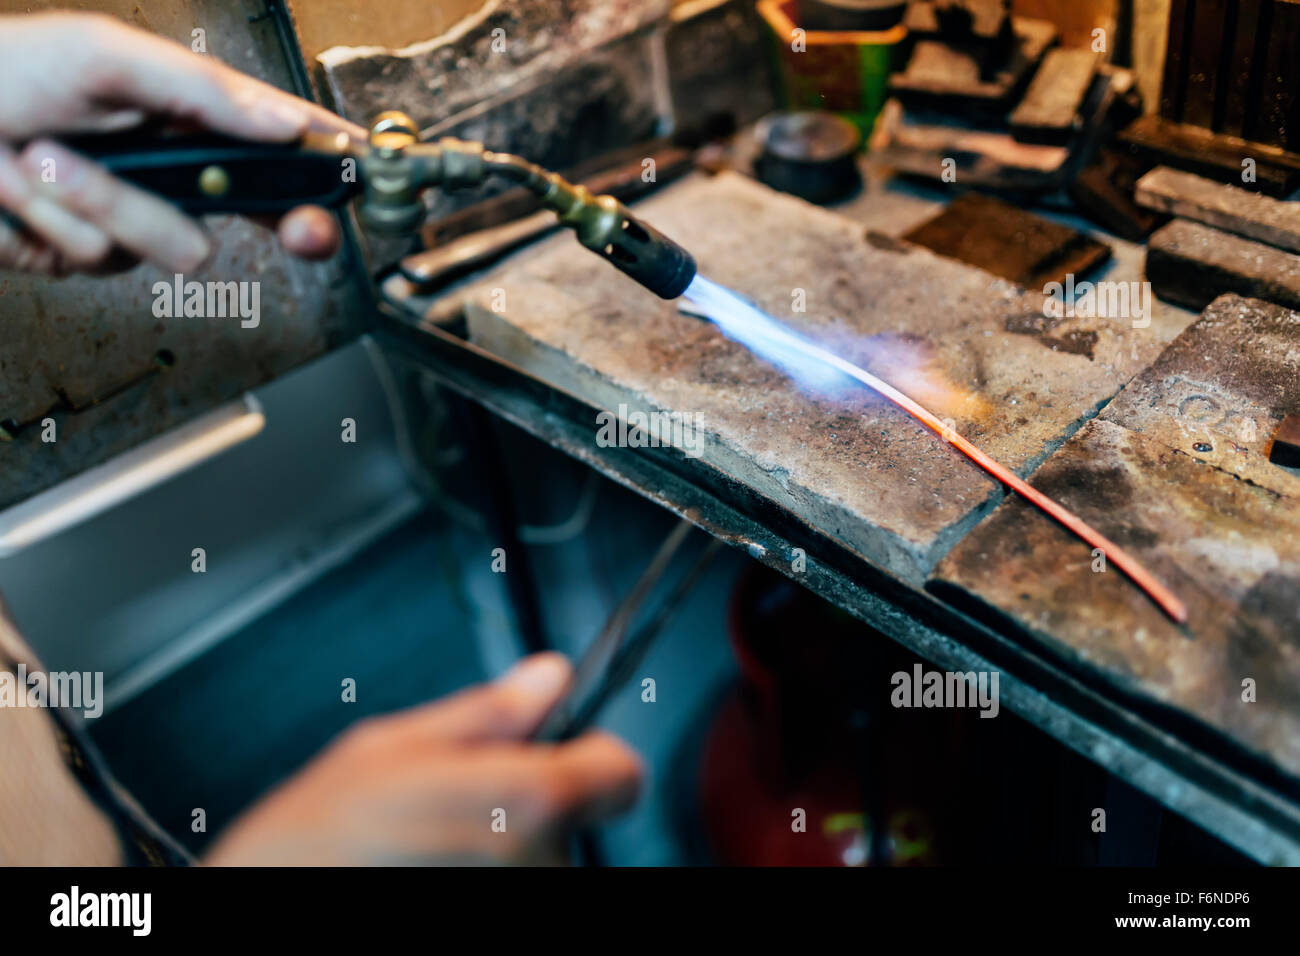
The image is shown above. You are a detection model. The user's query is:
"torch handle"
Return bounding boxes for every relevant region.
[57,130,360,215]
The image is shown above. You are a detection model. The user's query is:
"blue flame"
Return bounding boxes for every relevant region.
[679,274,853,394]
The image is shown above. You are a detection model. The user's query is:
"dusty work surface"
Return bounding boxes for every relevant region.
[453,172,1187,583]
[935,295,1300,780]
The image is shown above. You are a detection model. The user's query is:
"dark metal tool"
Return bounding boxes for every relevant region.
[398,143,696,290]
[50,111,697,300]
[530,518,723,742]
[753,111,861,205]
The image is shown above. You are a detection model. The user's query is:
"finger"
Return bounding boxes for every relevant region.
[0,145,111,270]
[384,653,574,744]
[445,734,641,861]
[543,732,644,826]
[277,206,341,260]
[76,16,365,144]
[75,18,305,141]
[0,212,139,276]
[51,108,148,135]
[19,139,209,272]
[0,213,61,275]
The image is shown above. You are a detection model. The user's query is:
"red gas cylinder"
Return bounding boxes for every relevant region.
[698,563,960,866]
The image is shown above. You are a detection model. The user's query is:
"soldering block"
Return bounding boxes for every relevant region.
[1100,294,1300,499]
[932,295,1300,780]
[458,172,1182,584]
[932,417,1300,782]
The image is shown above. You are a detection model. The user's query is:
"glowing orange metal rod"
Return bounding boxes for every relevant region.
[873,379,1190,625]
[697,299,1188,624]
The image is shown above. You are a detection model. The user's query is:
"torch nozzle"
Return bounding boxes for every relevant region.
[483,151,697,300]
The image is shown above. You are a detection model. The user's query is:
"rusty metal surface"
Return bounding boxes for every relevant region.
[448,172,1192,583]
[901,192,1111,289]
[934,295,1300,782]
[0,1,369,511]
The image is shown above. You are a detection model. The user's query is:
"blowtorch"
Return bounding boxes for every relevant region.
[55,110,697,300]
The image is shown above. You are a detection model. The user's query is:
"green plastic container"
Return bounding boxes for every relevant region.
[758,0,908,140]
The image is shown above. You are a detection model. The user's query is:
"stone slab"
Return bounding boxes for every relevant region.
[901,193,1111,288]
[1136,166,1300,254]
[933,295,1300,780]
[1101,294,1300,498]
[315,0,670,131]
[449,172,1182,583]
[1008,47,1098,145]
[1147,219,1300,313]
[888,17,1056,116]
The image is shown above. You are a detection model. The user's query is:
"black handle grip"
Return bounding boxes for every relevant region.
[60,131,360,215]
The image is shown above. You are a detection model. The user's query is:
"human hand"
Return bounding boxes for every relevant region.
[0,12,366,275]
[203,653,644,866]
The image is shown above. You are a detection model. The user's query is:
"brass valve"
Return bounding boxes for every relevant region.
[357,111,430,235]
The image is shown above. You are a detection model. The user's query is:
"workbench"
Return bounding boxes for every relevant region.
[379,165,1300,864]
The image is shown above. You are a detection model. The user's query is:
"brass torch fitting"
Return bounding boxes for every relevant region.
[356,111,696,298]
[357,111,492,234]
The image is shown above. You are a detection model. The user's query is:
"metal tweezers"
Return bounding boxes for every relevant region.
[530,517,723,742]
